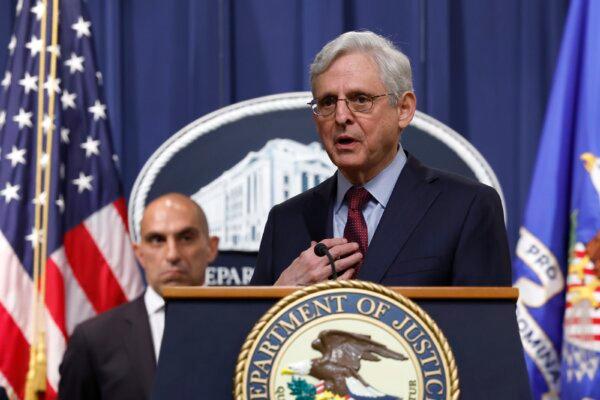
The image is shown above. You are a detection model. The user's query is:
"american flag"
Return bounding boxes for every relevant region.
[0,0,144,398]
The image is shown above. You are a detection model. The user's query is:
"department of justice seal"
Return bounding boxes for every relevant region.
[234,281,459,400]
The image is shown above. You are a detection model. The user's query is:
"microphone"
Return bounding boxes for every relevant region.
[314,243,337,280]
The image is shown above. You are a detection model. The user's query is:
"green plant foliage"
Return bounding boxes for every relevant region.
[288,377,316,400]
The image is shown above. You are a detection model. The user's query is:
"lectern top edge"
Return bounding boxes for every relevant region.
[161,286,519,301]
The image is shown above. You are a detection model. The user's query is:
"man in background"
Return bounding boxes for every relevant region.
[59,193,218,399]
[251,31,511,286]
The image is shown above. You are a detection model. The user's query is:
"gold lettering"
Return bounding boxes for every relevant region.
[249,385,268,399]
[312,298,332,317]
[266,326,286,343]
[425,378,443,395]
[330,295,347,312]
[297,304,315,323]
[403,323,425,343]
[252,358,272,376]
[278,311,302,335]
[357,297,376,315]
[414,338,431,355]
[249,370,268,385]
[258,340,279,358]
[392,315,411,330]
[373,301,390,319]
[420,354,440,368]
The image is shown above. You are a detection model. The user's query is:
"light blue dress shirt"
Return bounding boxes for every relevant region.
[333,145,407,243]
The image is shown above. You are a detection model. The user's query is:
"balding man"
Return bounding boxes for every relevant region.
[59,193,218,400]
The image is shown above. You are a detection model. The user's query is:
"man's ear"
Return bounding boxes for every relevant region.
[208,236,219,263]
[396,91,417,129]
[132,242,145,268]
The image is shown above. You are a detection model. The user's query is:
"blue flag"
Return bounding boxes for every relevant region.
[514,0,600,399]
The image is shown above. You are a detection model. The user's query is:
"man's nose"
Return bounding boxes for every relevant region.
[165,238,181,263]
[334,99,354,125]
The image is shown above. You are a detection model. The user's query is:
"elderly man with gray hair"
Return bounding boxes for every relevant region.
[251,31,511,287]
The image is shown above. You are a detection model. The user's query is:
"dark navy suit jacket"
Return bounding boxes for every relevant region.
[251,154,511,286]
[58,296,156,400]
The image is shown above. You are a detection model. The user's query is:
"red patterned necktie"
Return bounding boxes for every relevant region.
[343,186,371,278]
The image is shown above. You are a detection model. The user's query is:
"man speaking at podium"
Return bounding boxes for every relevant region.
[251,31,511,287]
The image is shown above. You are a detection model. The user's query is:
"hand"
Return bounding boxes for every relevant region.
[274,238,362,286]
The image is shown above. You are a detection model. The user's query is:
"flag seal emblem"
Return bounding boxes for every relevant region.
[234,280,459,400]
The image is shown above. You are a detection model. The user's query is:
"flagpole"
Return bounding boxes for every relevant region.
[25,0,59,398]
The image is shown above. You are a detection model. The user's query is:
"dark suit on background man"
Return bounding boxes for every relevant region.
[58,297,155,400]
[58,194,219,399]
[251,153,511,286]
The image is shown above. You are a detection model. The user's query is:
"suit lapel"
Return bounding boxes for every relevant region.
[357,155,441,282]
[303,175,336,241]
[122,296,156,398]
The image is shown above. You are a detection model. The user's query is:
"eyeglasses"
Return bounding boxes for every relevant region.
[308,93,394,117]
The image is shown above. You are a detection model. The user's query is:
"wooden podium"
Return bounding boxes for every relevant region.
[152,287,531,399]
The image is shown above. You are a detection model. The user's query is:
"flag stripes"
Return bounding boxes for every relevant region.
[0,202,141,398]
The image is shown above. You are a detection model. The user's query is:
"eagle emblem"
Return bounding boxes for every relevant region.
[236,282,457,399]
[282,329,407,399]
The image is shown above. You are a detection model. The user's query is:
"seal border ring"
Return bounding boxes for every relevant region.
[233,280,460,400]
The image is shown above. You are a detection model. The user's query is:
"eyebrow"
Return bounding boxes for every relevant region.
[142,227,200,240]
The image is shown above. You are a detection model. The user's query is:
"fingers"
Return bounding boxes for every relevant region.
[332,251,362,272]
[328,242,360,260]
[318,237,349,248]
[274,238,362,286]
[336,268,355,281]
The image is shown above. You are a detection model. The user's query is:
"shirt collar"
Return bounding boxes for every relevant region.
[334,144,407,212]
[144,285,165,315]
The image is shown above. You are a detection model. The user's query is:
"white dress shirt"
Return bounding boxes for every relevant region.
[333,145,407,243]
[144,286,165,363]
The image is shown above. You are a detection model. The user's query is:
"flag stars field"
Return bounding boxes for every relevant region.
[72,172,93,193]
[30,1,46,21]
[12,108,32,129]
[88,100,106,120]
[8,35,16,55]
[31,191,47,206]
[40,153,49,169]
[1,71,11,89]
[56,194,65,213]
[65,53,84,74]
[44,76,61,94]
[25,35,43,57]
[81,136,100,157]
[19,72,38,94]
[0,182,21,204]
[47,43,61,58]
[60,127,70,143]
[42,114,55,133]
[72,16,91,38]
[61,90,76,110]
[5,146,26,167]
[25,227,44,247]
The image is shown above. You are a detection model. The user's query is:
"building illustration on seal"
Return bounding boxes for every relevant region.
[192,138,335,251]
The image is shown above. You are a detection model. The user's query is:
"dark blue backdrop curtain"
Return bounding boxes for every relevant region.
[0,0,569,248]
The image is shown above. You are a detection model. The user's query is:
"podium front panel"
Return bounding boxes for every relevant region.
[152,289,531,399]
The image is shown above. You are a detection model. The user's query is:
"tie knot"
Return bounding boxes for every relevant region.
[345,186,370,211]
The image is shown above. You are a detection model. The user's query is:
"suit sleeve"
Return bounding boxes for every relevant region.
[250,207,276,285]
[58,324,101,400]
[451,185,512,286]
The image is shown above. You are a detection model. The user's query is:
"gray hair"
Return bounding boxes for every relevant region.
[310,31,413,105]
